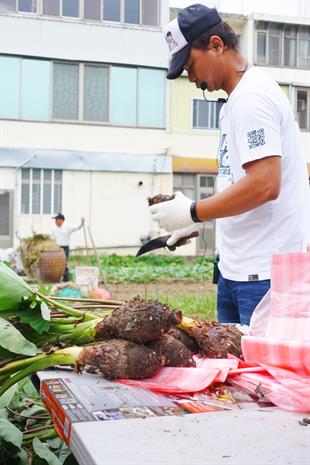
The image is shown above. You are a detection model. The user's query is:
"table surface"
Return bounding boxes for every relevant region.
[37,370,310,465]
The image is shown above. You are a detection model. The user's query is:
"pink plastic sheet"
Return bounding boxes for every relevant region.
[118,367,220,393]
[243,252,310,411]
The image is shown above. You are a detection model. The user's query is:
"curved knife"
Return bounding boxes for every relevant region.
[136,231,199,257]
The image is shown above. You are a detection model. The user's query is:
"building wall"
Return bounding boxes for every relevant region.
[14,169,172,250]
[0,120,168,154]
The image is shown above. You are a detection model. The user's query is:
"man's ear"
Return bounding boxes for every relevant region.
[209,35,224,53]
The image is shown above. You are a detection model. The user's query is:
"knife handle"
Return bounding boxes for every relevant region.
[168,231,199,251]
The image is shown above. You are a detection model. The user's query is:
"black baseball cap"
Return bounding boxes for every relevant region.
[53,213,65,221]
[163,4,222,80]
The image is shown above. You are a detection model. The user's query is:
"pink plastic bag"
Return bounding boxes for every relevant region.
[266,253,310,340]
[243,252,310,411]
[249,252,310,340]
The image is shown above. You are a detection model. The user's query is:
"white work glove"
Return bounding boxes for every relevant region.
[149,191,194,232]
[166,224,200,247]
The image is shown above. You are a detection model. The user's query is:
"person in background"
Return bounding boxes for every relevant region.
[51,213,85,282]
[150,4,310,325]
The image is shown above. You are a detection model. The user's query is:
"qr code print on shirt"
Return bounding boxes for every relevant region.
[247,128,266,149]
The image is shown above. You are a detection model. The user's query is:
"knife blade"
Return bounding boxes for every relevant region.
[136,231,199,257]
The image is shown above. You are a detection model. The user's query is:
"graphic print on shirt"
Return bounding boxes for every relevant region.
[247,128,266,149]
[218,133,234,185]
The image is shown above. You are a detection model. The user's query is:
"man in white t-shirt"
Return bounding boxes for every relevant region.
[150,4,310,324]
[51,213,85,281]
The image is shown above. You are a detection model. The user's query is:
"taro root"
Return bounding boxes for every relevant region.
[180,320,242,358]
[95,296,182,344]
[80,339,162,379]
[148,334,196,367]
[168,328,199,353]
[148,194,175,206]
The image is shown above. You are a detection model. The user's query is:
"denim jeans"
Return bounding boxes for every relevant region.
[217,271,270,325]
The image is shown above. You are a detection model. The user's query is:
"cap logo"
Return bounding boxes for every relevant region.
[163,17,188,56]
[165,31,179,51]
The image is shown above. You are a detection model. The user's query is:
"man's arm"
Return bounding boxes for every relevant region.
[196,155,281,221]
[70,217,85,233]
[150,156,281,232]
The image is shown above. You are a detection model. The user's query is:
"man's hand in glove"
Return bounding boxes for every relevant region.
[166,224,200,247]
[149,191,200,231]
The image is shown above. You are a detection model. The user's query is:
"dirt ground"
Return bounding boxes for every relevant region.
[107,280,216,301]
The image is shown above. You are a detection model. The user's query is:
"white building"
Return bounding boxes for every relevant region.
[0,0,171,252]
[0,1,309,256]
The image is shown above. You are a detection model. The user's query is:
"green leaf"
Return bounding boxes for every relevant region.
[18,378,40,399]
[19,309,50,334]
[0,262,33,311]
[41,302,51,322]
[0,317,38,356]
[0,408,8,419]
[0,385,18,408]
[0,418,22,455]
[32,437,62,465]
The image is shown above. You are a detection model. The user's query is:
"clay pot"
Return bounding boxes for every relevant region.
[30,250,66,283]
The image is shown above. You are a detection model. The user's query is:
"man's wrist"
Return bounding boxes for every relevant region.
[190,201,201,223]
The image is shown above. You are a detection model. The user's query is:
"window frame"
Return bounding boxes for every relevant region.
[255,21,310,70]
[20,168,63,215]
[295,87,310,132]
[192,98,223,132]
[1,0,161,27]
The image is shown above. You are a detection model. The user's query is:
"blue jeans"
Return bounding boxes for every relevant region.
[217,271,270,325]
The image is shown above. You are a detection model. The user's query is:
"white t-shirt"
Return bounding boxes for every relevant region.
[216,67,310,282]
[51,222,82,247]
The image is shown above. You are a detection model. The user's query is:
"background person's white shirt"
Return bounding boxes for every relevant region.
[216,67,310,282]
[51,222,82,247]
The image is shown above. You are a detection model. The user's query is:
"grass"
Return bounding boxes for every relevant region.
[69,253,215,284]
[155,292,217,321]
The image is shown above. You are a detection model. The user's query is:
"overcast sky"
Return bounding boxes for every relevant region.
[169,0,310,18]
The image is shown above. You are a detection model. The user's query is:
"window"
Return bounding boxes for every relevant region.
[83,65,109,121]
[142,0,158,26]
[255,22,310,69]
[0,0,16,11]
[173,173,216,253]
[269,23,282,66]
[103,0,120,21]
[18,0,36,12]
[296,89,310,131]
[124,0,139,24]
[299,26,310,68]
[138,68,165,127]
[43,0,59,15]
[84,0,101,20]
[53,63,79,120]
[0,55,166,128]
[284,25,297,67]
[62,0,79,17]
[193,99,224,130]
[256,21,267,65]
[173,173,196,200]
[0,56,50,120]
[21,168,62,215]
[111,66,137,125]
